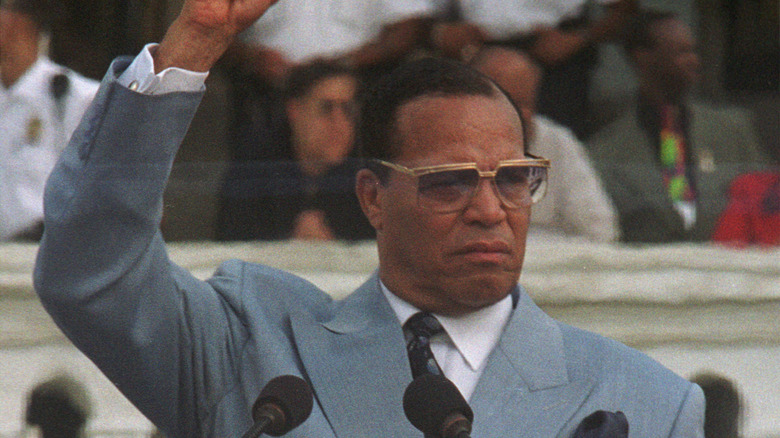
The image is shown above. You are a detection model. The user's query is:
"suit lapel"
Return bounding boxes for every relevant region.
[291,282,597,436]
[470,289,595,438]
[290,274,420,437]
[687,104,730,238]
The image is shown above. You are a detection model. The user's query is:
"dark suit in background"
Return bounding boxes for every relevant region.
[588,99,771,242]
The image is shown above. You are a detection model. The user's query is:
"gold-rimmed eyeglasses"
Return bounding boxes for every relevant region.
[372,156,550,213]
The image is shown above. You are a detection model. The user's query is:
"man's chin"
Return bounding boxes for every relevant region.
[448,259,521,280]
[449,273,517,305]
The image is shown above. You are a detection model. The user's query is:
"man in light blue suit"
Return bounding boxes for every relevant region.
[33,0,704,436]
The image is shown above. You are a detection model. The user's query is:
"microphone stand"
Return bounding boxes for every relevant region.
[443,413,472,438]
[240,416,272,438]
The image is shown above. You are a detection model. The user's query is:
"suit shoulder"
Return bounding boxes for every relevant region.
[558,323,702,432]
[559,322,690,390]
[207,259,334,314]
[689,101,758,138]
[690,100,753,121]
[210,259,330,297]
[586,111,644,159]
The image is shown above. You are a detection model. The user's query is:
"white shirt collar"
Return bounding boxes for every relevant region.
[380,280,513,372]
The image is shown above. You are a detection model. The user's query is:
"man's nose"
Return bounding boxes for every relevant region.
[329,104,354,126]
[461,178,507,225]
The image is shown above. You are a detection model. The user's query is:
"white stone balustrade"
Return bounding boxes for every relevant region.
[2,232,778,436]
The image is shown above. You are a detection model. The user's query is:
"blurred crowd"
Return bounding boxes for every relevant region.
[1,0,777,247]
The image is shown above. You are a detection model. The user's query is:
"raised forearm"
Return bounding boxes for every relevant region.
[153,0,280,73]
[154,18,236,72]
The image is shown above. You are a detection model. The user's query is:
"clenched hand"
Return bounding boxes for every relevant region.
[154,0,280,73]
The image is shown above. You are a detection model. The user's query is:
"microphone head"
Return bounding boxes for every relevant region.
[403,374,474,436]
[252,375,313,436]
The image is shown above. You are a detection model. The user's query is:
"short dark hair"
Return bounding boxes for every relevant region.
[283,60,357,101]
[357,56,522,175]
[622,9,679,56]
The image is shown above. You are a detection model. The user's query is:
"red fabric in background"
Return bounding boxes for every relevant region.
[712,170,780,247]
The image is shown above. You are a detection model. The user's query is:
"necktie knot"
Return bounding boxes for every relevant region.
[403,312,445,378]
[661,104,680,129]
[404,312,444,340]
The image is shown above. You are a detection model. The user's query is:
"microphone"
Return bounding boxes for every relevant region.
[403,374,474,438]
[241,375,314,438]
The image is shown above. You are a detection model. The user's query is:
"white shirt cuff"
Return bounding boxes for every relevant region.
[117,43,209,94]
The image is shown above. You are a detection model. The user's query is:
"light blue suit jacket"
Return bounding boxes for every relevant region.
[34,58,704,437]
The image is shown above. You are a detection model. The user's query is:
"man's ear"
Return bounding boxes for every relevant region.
[355,168,384,231]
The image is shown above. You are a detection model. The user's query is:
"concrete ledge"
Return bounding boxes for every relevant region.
[3,234,779,348]
[2,234,779,436]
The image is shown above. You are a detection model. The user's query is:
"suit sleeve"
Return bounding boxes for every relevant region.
[667,383,705,438]
[32,57,233,436]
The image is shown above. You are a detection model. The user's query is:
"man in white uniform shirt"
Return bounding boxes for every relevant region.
[0,0,98,240]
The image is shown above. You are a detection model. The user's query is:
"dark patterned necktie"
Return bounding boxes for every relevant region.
[403,312,445,378]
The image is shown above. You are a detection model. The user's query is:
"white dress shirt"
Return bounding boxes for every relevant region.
[118,44,208,94]
[380,281,512,401]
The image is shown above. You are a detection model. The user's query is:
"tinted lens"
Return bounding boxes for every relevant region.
[527,166,547,203]
[495,165,547,207]
[417,168,480,210]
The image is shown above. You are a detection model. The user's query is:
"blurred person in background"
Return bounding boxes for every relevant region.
[472,46,619,242]
[25,374,91,438]
[216,60,374,241]
[711,169,780,248]
[0,0,98,241]
[221,0,436,210]
[428,0,638,139]
[690,372,741,438]
[587,9,773,243]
